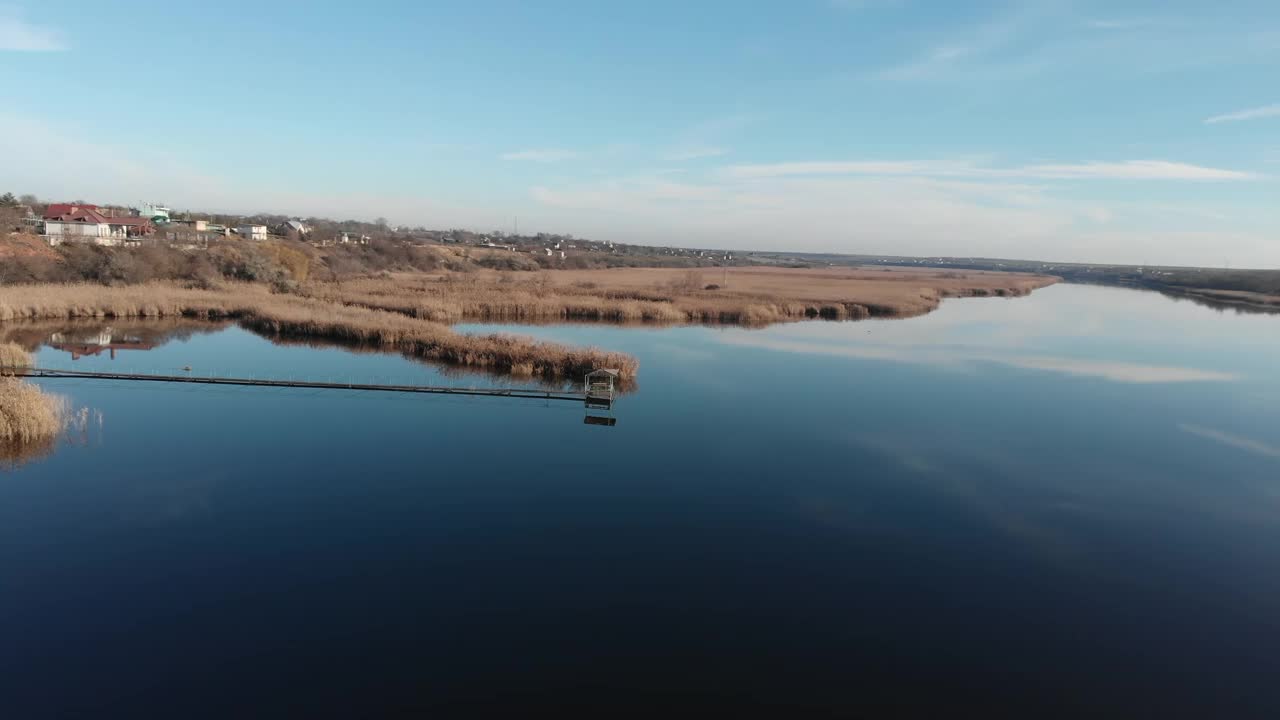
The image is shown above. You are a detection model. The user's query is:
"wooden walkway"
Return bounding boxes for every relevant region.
[9,367,591,403]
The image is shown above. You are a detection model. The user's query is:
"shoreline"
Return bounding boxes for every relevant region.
[0,267,1058,380]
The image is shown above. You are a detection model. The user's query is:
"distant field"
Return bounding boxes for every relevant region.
[538,265,1054,306]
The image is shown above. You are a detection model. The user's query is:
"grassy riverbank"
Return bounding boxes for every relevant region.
[0,266,1055,382]
[314,266,1056,325]
[0,284,640,380]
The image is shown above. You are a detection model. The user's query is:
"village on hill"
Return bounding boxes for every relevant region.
[0,191,731,266]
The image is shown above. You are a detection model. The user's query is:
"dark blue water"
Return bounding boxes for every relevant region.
[2,284,1279,718]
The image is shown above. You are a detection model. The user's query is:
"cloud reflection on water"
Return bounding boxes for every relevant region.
[712,286,1251,384]
[1179,424,1280,461]
[717,334,1238,384]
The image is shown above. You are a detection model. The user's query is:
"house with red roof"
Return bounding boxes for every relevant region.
[42,203,154,245]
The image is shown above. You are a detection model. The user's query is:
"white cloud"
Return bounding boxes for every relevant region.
[1205,103,1280,124]
[874,4,1043,81]
[1022,161,1255,180]
[0,7,65,51]
[527,173,1077,255]
[929,45,970,62]
[522,167,1280,267]
[827,0,901,9]
[499,148,580,162]
[0,111,498,228]
[724,160,955,179]
[1079,206,1113,224]
[873,5,1273,85]
[1087,19,1157,31]
[722,159,1257,181]
[663,145,729,162]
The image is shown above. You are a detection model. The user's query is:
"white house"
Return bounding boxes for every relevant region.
[277,219,309,236]
[43,220,124,246]
[138,202,171,221]
[237,225,268,241]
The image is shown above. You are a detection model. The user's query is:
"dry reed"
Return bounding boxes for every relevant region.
[0,378,65,446]
[313,269,1051,328]
[0,342,31,373]
[0,283,639,380]
[0,268,1054,382]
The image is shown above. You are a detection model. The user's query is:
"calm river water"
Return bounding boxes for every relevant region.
[2,283,1279,717]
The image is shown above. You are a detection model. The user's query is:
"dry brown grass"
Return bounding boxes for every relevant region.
[0,378,65,446]
[0,342,31,372]
[320,265,1057,327]
[0,266,1056,382]
[0,283,638,380]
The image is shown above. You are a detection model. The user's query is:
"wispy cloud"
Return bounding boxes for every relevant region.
[0,7,65,51]
[500,148,579,162]
[524,167,1277,266]
[874,5,1272,85]
[827,0,901,10]
[1023,161,1254,180]
[723,159,1257,181]
[1087,19,1158,31]
[1205,103,1280,125]
[874,4,1043,81]
[663,145,729,162]
[1180,424,1280,460]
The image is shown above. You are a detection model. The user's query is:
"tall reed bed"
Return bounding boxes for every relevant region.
[0,378,66,446]
[325,285,904,326]
[0,342,32,372]
[0,341,66,459]
[0,284,639,380]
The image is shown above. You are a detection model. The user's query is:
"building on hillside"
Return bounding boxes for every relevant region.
[137,202,171,222]
[44,218,115,245]
[337,232,369,245]
[237,225,268,241]
[42,204,154,246]
[276,220,309,236]
[106,216,156,237]
[43,203,99,219]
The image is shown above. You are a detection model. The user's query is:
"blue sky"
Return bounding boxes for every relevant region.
[2,0,1277,265]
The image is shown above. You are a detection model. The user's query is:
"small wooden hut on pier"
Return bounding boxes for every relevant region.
[584,369,618,410]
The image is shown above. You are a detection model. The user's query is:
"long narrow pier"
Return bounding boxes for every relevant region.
[9,367,589,403]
